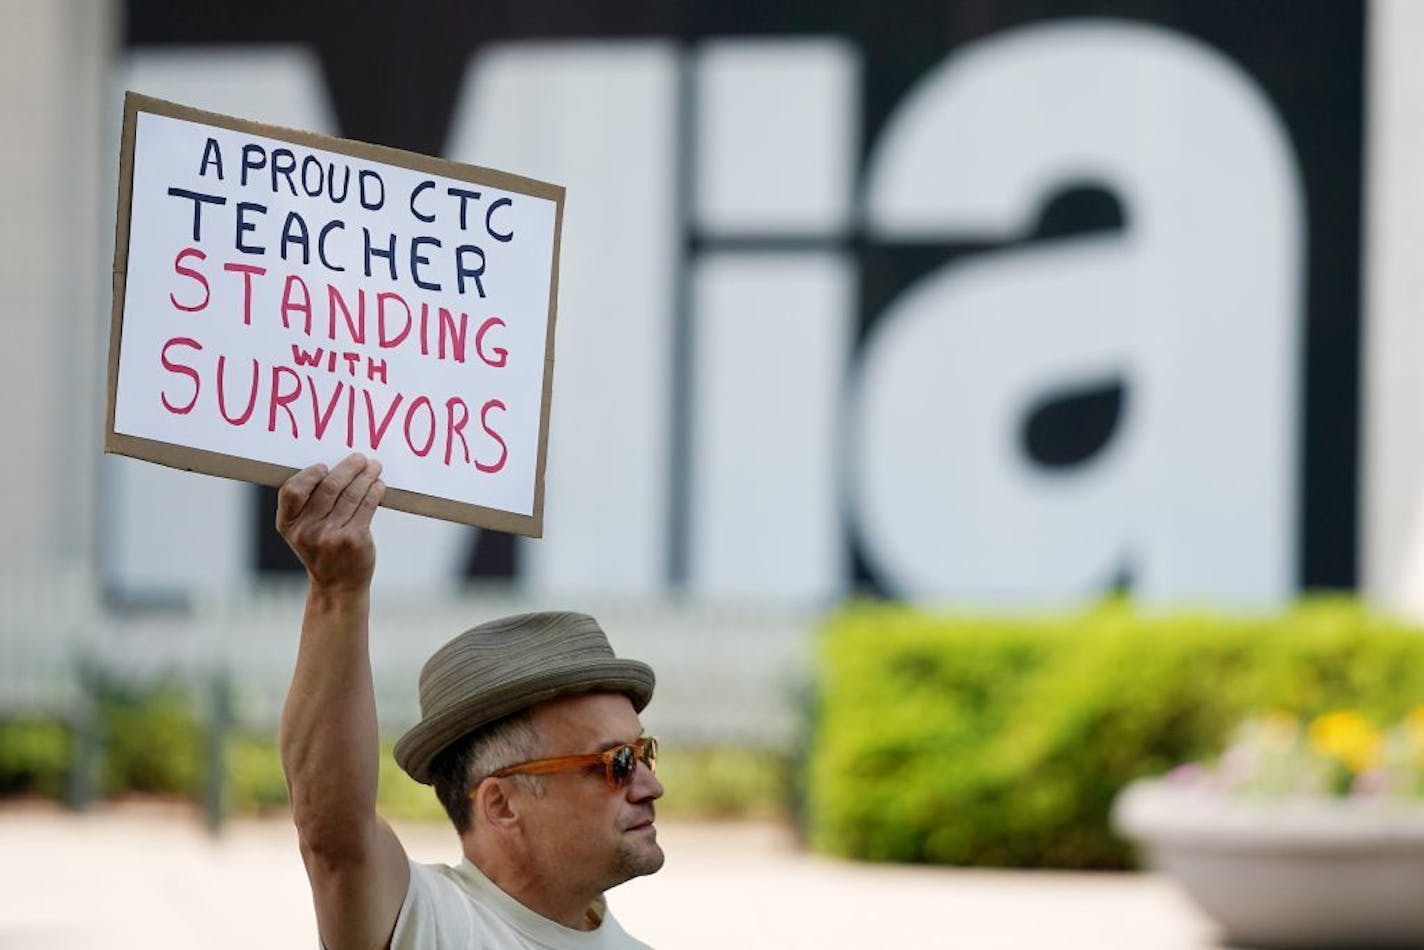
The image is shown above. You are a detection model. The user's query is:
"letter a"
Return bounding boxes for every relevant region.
[199,137,224,180]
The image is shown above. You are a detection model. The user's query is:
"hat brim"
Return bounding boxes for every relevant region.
[393,657,655,785]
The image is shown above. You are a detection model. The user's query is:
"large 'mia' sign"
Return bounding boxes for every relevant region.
[115,2,1362,608]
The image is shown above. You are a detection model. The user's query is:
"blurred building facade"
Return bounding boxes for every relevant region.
[5,0,1422,616]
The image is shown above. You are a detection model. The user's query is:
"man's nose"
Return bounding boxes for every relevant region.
[628,760,663,801]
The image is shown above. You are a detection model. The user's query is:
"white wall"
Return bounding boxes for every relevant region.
[0,0,113,573]
[1362,0,1424,616]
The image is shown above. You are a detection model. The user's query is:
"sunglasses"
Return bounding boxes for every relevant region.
[482,736,659,791]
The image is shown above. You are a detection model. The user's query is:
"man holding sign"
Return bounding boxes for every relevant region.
[276,453,662,949]
[108,93,655,946]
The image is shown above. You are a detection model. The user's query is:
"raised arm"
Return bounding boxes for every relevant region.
[277,453,409,950]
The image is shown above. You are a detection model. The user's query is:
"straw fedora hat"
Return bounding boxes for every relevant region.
[394,611,655,784]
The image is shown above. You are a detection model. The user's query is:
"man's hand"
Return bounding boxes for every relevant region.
[276,453,385,592]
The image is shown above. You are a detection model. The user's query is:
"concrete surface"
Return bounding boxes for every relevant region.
[0,802,1220,949]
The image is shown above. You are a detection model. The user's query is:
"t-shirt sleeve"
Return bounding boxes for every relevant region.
[390,861,478,949]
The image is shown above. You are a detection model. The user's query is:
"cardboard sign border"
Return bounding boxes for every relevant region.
[105,92,563,538]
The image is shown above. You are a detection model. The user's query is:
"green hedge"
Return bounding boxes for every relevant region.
[0,720,72,798]
[96,678,202,798]
[806,599,1424,870]
[0,677,204,801]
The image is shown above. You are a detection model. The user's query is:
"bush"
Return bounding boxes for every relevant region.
[0,720,72,798]
[654,746,790,820]
[806,599,1424,869]
[96,677,202,798]
[376,741,448,823]
[0,676,205,804]
[228,737,454,820]
[229,734,290,814]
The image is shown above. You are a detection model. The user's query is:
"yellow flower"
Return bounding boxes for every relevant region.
[1307,710,1383,774]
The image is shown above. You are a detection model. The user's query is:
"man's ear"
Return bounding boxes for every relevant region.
[473,778,522,831]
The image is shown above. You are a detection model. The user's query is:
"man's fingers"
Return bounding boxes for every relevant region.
[274,455,381,588]
[304,453,368,522]
[351,477,386,529]
[275,462,329,529]
[332,457,383,527]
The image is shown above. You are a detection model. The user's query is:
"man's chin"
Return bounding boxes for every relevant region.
[640,840,665,875]
[614,837,665,882]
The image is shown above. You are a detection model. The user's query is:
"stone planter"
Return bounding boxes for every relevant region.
[1112,779,1424,948]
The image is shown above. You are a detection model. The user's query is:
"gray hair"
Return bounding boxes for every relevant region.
[430,709,546,834]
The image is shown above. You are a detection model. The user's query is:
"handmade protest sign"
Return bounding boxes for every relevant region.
[105,93,563,536]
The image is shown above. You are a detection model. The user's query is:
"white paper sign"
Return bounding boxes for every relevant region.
[106,94,563,535]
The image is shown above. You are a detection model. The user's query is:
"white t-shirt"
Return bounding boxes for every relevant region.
[390,859,653,950]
